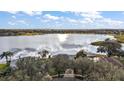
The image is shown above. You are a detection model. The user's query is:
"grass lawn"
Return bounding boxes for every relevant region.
[0,64,8,70]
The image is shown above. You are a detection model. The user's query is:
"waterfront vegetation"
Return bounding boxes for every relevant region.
[0,47,124,80]
[91,38,124,57]
[91,41,105,46]
[0,56,124,81]
[1,29,124,36]
[18,32,40,36]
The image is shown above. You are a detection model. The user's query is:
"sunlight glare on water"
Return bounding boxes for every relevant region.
[57,34,69,42]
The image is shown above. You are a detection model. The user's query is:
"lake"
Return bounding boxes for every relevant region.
[0,34,115,63]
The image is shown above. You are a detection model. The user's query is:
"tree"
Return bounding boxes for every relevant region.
[96,38,122,57]
[42,50,49,58]
[15,57,48,80]
[38,50,50,58]
[74,57,124,80]
[75,49,87,59]
[0,51,13,66]
[74,57,94,79]
[51,54,70,77]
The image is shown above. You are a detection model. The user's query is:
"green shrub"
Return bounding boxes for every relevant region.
[74,57,124,80]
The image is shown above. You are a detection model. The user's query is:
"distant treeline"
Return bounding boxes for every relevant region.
[0,29,124,36]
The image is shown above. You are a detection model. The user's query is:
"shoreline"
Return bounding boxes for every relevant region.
[0,29,124,36]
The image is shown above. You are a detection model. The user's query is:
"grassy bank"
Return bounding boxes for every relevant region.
[114,35,124,43]
[91,35,124,45]
[17,32,40,36]
[91,41,104,46]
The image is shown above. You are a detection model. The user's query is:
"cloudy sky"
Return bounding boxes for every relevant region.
[0,11,124,29]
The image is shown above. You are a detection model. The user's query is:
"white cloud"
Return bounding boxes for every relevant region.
[8,20,29,26]
[102,18,123,26]
[80,11,103,19]
[71,11,103,24]
[83,18,93,23]
[7,11,124,28]
[23,11,42,16]
[73,11,123,27]
[8,11,42,16]
[42,19,50,23]
[8,21,16,25]
[12,15,16,19]
[17,20,28,25]
[43,14,60,20]
[8,11,18,14]
[72,11,103,20]
[66,18,77,23]
[78,12,103,24]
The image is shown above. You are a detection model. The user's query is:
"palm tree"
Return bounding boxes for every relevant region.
[38,50,50,59]
[0,51,13,65]
[42,50,49,58]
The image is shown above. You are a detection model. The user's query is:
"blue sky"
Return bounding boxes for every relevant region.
[0,11,124,29]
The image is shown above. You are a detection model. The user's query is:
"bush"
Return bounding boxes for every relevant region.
[4,57,49,81]
[74,57,124,80]
[49,54,71,77]
[75,50,87,59]
[0,55,124,81]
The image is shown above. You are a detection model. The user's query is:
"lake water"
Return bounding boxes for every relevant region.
[0,34,115,63]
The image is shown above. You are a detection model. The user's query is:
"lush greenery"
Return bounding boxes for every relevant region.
[91,38,124,57]
[0,52,124,80]
[0,51,13,66]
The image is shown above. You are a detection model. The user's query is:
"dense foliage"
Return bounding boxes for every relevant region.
[91,38,124,57]
[0,53,124,81]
